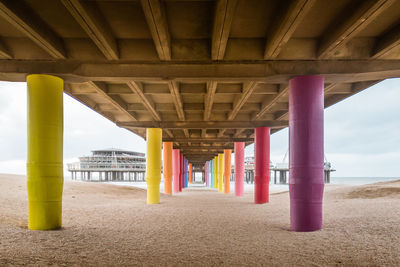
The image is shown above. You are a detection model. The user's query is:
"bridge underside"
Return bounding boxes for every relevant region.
[0,0,400,163]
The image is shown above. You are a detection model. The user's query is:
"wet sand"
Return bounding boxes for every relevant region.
[0,174,399,266]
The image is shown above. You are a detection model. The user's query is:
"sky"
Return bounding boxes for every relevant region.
[0,78,399,177]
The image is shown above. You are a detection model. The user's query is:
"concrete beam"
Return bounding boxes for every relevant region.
[264,0,315,59]
[118,120,288,129]
[372,23,400,58]
[0,0,66,59]
[141,0,171,60]
[1,60,400,83]
[61,0,119,60]
[318,0,396,58]
[212,0,237,60]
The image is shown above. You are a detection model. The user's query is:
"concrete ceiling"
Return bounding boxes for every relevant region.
[0,0,399,163]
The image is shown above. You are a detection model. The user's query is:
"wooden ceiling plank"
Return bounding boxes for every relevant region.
[212,0,238,60]
[61,0,119,60]
[0,0,66,59]
[318,0,396,59]
[141,0,171,60]
[264,0,315,59]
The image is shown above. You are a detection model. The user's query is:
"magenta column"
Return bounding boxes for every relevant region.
[234,142,245,196]
[179,153,183,192]
[289,75,324,232]
[254,127,270,204]
[172,149,180,193]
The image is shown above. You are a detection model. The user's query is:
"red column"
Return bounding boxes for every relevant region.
[254,127,270,204]
[172,149,180,193]
[234,142,245,196]
[224,149,231,194]
[289,75,324,232]
[179,153,183,192]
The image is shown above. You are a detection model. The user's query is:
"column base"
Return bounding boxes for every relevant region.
[147,184,160,204]
[289,183,324,232]
[28,201,62,230]
[254,179,269,204]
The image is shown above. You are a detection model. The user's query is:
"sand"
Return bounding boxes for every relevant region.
[0,174,399,266]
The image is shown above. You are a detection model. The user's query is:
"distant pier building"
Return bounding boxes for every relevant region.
[68,149,146,182]
[230,156,335,184]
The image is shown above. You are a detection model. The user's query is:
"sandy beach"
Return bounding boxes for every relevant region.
[0,174,399,266]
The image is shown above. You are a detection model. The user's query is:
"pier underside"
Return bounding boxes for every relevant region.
[0,0,399,162]
[1,0,400,231]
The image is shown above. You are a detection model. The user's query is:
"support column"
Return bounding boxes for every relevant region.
[27,74,64,230]
[254,127,270,204]
[224,150,231,194]
[188,163,192,185]
[183,157,188,188]
[234,142,245,196]
[179,153,183,192]
[217,153,224,193]
[289,75,324,232]
[213,157,217,189]
[146,128,162,204]
[204,162,208,187]
[172,149,180,193]
[209,160,213,188]
[163,142,173,195]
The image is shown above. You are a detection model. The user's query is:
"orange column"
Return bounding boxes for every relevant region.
[224,149,232,194]
[189,163,192,184]
[163,142,173,194]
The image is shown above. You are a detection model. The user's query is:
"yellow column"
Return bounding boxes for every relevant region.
[27,74,64,230]
[224,149,232,194]
[146,128,162,204]
[218,153,224,193]
[213,156,217,189]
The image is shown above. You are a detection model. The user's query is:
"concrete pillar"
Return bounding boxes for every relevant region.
[183,157,187,188]
[146,128,162,204]
[27,74,63,230]
[188,163,192,184]
[179,153,183,192]
[234,142,245,196]
[204,162,208,187]
[213,157,218,189]
[254,127,270,204]
[163,142,173,194]
[173,149,180,193]
[289,75,324,232]
[217,153,224,193]
[224,150,231,194]
[209,160,213,188]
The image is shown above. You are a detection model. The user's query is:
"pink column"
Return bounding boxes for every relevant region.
[172,149,180,193]
[289,75,324,232]
[204,162,208,187]
[179,153,183,192]
[254,127,270,204]
[234,142,245,196]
